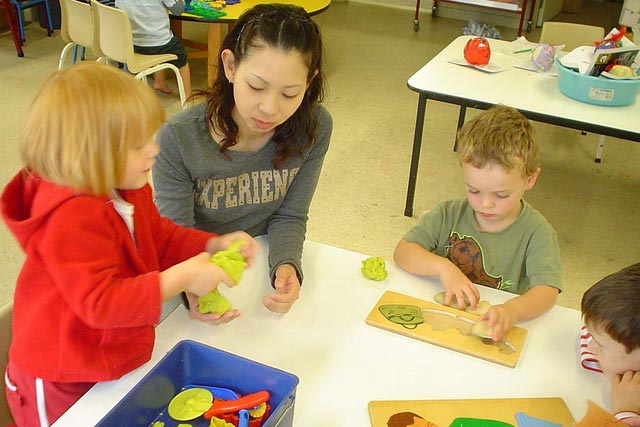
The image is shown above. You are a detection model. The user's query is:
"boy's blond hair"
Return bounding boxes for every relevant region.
[457,105,539,178]
[20,62,166,196]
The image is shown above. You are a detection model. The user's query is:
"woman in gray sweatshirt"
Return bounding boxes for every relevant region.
[153,4,332,323]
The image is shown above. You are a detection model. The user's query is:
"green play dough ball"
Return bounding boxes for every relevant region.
[361,257,388,281]
[198,289,232,315]
[167,388,213,421]
[198,240,247,314]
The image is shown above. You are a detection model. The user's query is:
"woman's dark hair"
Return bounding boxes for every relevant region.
[202,3,325,168]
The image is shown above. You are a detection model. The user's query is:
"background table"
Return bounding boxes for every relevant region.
[404,35,640,217]
[170,0,331,84]
[53,239,607,426]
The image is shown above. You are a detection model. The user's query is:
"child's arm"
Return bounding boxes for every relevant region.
[394,239,480,309]
[164,0,184,15]
[159,252,232,301]
[575,401,631,427]
[480,284,559,342]
[159,231,257,303]
[612,370,640,425]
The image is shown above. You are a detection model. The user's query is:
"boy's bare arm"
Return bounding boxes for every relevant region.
[394,239,480,308]
[482,285,558,341]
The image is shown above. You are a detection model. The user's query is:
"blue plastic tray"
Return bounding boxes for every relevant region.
[96,340,298,427]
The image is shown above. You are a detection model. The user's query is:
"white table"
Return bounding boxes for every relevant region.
[404,35,640,217]
[53,239,607,426]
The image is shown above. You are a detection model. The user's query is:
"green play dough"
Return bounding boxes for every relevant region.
[167,388,213,421]
[198,240,247,314]
[361,257,388,280]
[448,418,514,427]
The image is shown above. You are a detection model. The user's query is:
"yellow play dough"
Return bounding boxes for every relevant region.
[198,240,247,314]
[361,257,388,280]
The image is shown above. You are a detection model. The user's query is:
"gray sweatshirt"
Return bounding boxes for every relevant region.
[153,102,333,287]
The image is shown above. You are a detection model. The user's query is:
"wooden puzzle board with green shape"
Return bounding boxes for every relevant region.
[368,397,575,427]
[365,290,527,368]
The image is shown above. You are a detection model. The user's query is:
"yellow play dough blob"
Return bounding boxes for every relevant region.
[198,240,247,314]
[167,388,213,421]
[361,257,388,280]
[210,239,247,285]
[198,289,232,315]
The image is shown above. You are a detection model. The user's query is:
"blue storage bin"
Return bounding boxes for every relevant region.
[555,57,640,106]
[96,340,299,427]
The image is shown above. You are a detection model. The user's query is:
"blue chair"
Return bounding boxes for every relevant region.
[6,0,54,43]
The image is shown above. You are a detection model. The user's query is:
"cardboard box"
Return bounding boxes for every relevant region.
[96,340,299,427]
[562,0,583,13]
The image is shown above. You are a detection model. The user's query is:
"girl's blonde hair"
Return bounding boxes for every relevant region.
[457,105,539,178]
[20,62,166,196]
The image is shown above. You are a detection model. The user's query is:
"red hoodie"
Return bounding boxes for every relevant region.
[1,171,213,382]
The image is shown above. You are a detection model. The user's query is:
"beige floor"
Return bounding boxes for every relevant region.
[0,1,638,314]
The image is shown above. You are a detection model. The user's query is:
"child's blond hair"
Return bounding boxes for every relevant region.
[20,62,166,196]
[457,105,539,178]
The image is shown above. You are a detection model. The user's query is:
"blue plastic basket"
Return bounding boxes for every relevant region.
[555,57,640,106]
[96,340,299,427]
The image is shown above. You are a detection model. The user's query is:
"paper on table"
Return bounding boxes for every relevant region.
[448,51,512,73]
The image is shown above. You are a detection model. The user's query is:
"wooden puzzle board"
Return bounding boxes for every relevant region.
[369,397,575,427]
[365,291,527,367]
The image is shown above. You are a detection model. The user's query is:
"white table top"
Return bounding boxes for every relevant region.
[407,35,640,141]
[53,239,607,426]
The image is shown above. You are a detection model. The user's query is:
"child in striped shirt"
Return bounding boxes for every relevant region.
[576,263,640,426]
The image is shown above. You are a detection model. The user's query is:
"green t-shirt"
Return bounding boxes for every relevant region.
[404,198,562,294]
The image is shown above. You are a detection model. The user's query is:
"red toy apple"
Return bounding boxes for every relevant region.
[464,37,491,66]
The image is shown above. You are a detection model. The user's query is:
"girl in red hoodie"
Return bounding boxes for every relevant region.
[1,62,257,426]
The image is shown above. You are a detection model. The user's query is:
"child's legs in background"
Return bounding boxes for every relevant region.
[153,69,172,94]
[179,63,192,100]
[5,361,94,426]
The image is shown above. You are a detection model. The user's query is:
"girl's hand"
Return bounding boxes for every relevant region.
[206,231,259,267]
[184,252,234,296]
[184,292,241,325]
[440,263,480,310]
[479,304,516,342]
[263,264,301,313]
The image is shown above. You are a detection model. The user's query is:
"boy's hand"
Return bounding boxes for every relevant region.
[480,304,516,342]
[184,292,241,325]
[440,263,480,310]
[206,231,258,267]
[263,264,300,313]
[611,370,640,415]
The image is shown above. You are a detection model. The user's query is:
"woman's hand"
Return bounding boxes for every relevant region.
[263,264,301,313]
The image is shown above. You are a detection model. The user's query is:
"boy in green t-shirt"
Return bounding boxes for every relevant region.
[394,105,562,342]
